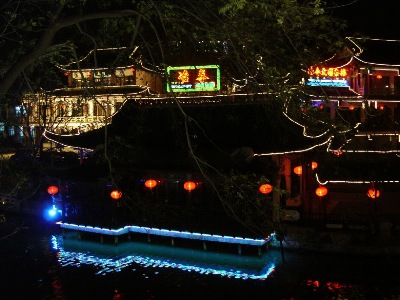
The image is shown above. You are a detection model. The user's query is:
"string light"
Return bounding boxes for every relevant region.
[57,222,275,247]
[50,235,276,280]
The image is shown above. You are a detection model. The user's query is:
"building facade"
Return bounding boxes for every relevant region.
[5,38,400,231]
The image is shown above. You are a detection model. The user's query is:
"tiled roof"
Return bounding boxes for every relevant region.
[50,85,148,97]
[348,37,400,66]
[57,47,138,71]
[317,153,400,182]
[44,98,330,167]
[304,86,362,99]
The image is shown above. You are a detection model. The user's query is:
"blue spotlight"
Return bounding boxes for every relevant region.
[43,204,62,222]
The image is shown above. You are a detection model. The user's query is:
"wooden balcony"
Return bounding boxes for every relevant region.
[365,87,400,99]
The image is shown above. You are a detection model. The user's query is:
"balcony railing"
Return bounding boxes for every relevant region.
[365,87,400,97]
[54,116,107,125]
[302,213,400,225]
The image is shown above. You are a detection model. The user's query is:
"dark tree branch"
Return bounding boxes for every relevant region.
[0,10,140,100]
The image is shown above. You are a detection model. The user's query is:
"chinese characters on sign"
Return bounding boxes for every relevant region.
[306,66,349,87]
[307,66,348,78]
[167,65,220,92]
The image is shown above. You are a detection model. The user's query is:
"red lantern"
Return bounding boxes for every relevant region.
[315,186,328,197]
[259,184,273,194]
[110,190,122,200]
[367,188,380,199]
[333,150,343,156]
[311,161,318,170]
[145,179,157,189]
[184,181,196,191]
[293,166,302,175]
[376,74,382,79]
[47,185,58,195]
[379,105,385,110]
[348,105,355,110]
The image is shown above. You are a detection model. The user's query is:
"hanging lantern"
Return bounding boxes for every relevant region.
[184,181,196,191]
[379,105,385,110]
[293,166,302,175]
[145,179,157,189]
[315,186,328,197]
[311,161,318,170]
[259,184,273,194]
[348,105,355,110]
[47,185,59,195]
[110,190,122,200]
[367,188,380,199]
[376,74,382,79]
[333,150,343,156]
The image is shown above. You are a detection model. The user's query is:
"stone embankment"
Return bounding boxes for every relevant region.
[274,222,400,255]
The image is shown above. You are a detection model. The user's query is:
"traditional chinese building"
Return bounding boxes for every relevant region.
[10,38,400,233]
[301,37,400,224]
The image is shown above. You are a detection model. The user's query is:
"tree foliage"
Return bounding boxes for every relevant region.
[0,0,347,98]
[0,0,351,237]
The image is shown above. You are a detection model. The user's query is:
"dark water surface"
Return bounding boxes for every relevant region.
[1,215,400,300]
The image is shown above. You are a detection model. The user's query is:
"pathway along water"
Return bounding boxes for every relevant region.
[1,213,400,299]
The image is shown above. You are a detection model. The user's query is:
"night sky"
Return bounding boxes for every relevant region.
[329,0,400,39]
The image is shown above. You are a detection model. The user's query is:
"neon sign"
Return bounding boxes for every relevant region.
[307,78,349,87]
[167,65,220,92]
[306,66,349,87]
[307,66,348,79]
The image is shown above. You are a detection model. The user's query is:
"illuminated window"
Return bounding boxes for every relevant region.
[15,106,26,117]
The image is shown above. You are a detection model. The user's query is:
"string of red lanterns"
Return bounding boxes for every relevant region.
[293,161,318,175]
[143,179,198,192]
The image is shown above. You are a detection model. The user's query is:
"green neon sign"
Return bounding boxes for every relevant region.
[166,65,220,92]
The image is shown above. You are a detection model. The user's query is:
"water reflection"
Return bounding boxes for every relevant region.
[51,235,276,280]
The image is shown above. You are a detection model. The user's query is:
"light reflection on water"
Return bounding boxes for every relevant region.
[51,235,276,280]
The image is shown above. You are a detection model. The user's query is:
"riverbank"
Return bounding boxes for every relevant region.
[3,209,400,257]
[274,222,400,256]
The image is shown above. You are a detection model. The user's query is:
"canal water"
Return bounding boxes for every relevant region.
[1,214,400,300]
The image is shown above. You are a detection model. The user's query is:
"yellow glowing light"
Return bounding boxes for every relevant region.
[196,69,209,83]
[177,70,189,83]
[307,66,348,78]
